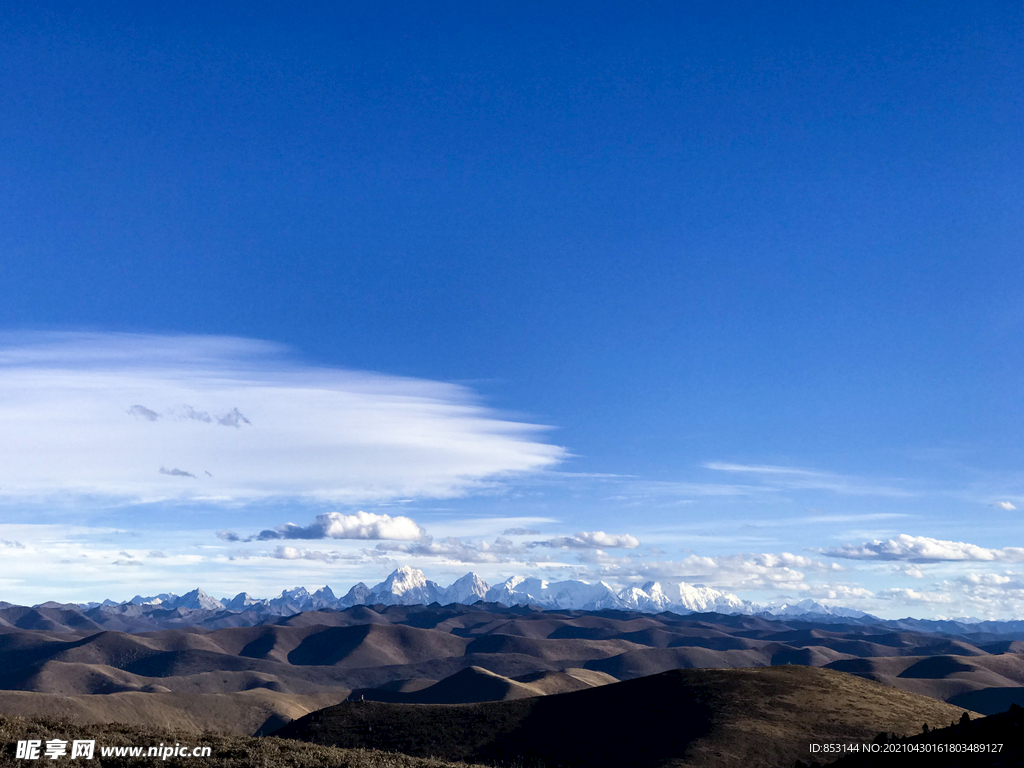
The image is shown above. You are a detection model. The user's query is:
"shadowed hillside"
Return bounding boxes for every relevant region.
[276,666,976,768]
[348,665,618,703]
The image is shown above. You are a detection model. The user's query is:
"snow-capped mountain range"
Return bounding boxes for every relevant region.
[103,566,864,619]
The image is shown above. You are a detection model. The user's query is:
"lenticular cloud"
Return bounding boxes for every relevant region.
[0,333,564,504]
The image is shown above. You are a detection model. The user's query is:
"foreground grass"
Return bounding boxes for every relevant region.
[0,714,485,768]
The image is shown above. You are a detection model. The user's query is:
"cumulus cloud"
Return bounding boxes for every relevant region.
[995,501,1017,510]
[824,534,1024,563]
[112,559,143,567]
[216,530,241,542]
[959,573,1015,587]
[255,511,424,541]
[1,539,25,549]
[535,531,641,550]
[147,550,167,558]
[568,551,836,592]
[894,565,925,579]
[0,332,563,504]
[876,572,1024,619]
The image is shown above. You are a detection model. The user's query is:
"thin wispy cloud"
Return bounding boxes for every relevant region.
[703,462,915,498]
[0,333,564,505]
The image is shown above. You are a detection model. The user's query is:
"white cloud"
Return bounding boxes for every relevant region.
[894,565,925,579]
[995,501,1017,510]
[256,511,424,541]
[537,531,641,550]
[272,546,361,562]
[824,534,1024,563]
[958,572,1016,587]
[0,333,564,505]
[801,585,874,601]
[375,535,528,564]
[567,551,836,592]
[876,587,954,604]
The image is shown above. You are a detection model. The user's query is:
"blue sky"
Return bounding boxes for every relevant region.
[0,2,1021,618]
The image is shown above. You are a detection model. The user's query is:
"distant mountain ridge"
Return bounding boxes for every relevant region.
[114,566,756,616]
[42,565,1024,631]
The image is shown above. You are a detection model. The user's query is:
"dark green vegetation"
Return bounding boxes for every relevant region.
[275,666,974,768]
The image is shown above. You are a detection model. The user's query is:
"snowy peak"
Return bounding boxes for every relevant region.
[484,576,548,606]
[172,588,224,611]
[374,566,428,595]
[311,585,337,608]
[224,592,261,611]
[80,568,886,619]
[443,573,490,605]
[368,567,445,606]
[129,593,177,607]
[338,582,372,608]
[484,576,625,611]
[617,581,752,614]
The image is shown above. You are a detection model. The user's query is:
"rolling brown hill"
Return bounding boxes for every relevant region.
[349,665,618,703]
[826,651,1024,714]
[275,666,977,768]
[0,601,1021,744]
